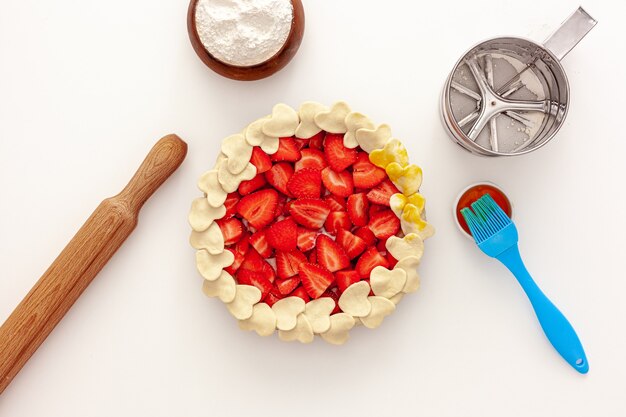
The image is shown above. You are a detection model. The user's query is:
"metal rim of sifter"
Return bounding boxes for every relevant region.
[440,7,597,157]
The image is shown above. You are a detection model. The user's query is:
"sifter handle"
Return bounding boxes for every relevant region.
[543,7,597,61]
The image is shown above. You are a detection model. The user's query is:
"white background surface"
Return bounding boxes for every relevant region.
[1,0,625,415]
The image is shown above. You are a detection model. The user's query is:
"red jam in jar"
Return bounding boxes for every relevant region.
[455,183,512,235]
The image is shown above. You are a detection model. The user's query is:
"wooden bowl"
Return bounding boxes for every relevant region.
[187,0,305,81]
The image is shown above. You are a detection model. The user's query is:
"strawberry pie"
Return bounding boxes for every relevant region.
[189,101,434,344]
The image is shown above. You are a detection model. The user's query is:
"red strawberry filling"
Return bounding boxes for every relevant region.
[220,131,403,313]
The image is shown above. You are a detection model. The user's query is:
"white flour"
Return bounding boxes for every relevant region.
[194,0,293,67]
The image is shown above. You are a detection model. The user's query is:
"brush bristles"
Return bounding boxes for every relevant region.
[460,194,512,244]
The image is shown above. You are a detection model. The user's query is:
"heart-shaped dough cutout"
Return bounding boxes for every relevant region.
[344,112,374,149]
[272,296,306,331]
[221,134,253,175]
[370,266,407,299]
[226,285,262,320]
[197,170,227,208]
[389,292,404,305]
[262,103,299,137]
[394,256,421,293]
[386,163,423,196]
[386,233,425,262]
[320,313,356,345]
[400,203,431,237]
[196,249,234,281]
[278,314,314,343]
[338,281,372,317]
[260,136,280,154]
[189,222,224,254]
[304,298,335,334]
[369,138,409,169]
[360,296,396,329]
[218,161,256,193]
[355,123,392,153]
[244,116,271,146]
[314,101,351,134]
[295,101,327,139]
[202,270,236,303]
[189,198,227,232]
[239,303,276,337]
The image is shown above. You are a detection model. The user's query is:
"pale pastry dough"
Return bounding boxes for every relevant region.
[272,297,306,331]
[196,249,234,281]
[278,314,314,343]
[360,296,395,329]
[262,103,299,137]
[218,161,256,193]
[304,298,335,334]
[189,198,227,232]
[394,256,421,293]
[202,271,236,303]
[314,101,351,134]
[189,222,224,254]
[355,123,392,153]
[344,112,374,149]
[226,285,262,320]
[221,134,253,175]
[370,266,407,299]
[239,303,277,337]
[320,313,356,345]
[386,233,425,262]
[338,281,372,317]
[295,102,327,139]
[244,117,271,146]
[197,169,227,208]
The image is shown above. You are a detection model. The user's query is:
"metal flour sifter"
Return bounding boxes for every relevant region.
[441,7,597,156]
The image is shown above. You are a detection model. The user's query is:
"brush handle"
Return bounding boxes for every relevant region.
[496,245,588,374]
[0,135,187,395]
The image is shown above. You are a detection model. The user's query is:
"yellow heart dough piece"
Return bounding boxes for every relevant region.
[386,163,423,196]
[369,138,409,169]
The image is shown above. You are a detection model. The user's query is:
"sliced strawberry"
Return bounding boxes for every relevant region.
[266,218,297,252]
[324,133,357,172]
[368,203,385,218]
[291,286,311,302]
[336,229,367,259]
[324,211,352,235]
[276,249,307,279]
[386,251,399,268]
[347,193,369,227]
[288,198,331,229]
[224,192,240,219]
[354,226,377,246]
[366,179,399,206]
[265,162,293,196]
[353,152,386,188]
[324,195,346,212]
[274,194,288,218]
[250,229,272,258]
[335,270,361,292]
[237,269,272,300]
[236,189,279,229]
[316,235,350,272]
[295,148,327,172]
[271,137,301,162]
[238,173,266,195]
[224,248,242,275]
[264,290,283,307]
[376,237,388,253]
[294,137,309,149]
[308,249,317,264]
[321,167,354,197]
[369,210,400,240]
[321,287,340,314]
[297,227,317,252]
[299,263,335,299]
[287,168,321,198]
[240,247,265,271]
[276,276,301,295]
[250,146,272,173]
[307,131,325,149]
[355,247,390,278]
[216,218,244,246]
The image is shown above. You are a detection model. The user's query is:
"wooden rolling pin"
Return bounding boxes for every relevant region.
[0,134,187,395]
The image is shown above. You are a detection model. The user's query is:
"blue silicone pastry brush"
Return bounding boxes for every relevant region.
[461,194,588,373]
